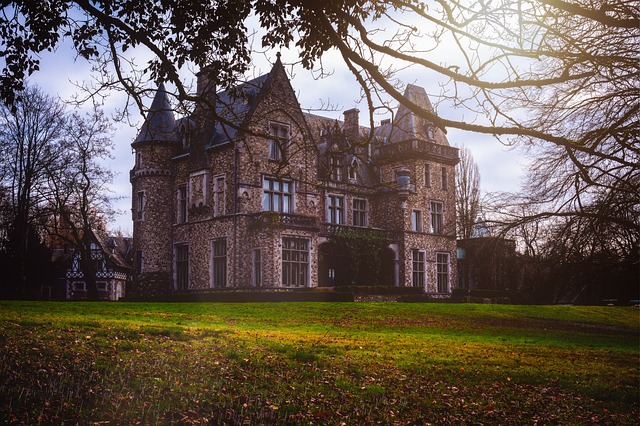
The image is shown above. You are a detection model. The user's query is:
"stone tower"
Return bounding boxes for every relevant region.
[373,85,459,290]
[130,83,179,297]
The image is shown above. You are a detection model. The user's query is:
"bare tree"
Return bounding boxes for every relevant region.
[455,145,481,239]
[44,109,115,300]
[0,84,116,298]
[1,0,637,230]
[0,85,66,295]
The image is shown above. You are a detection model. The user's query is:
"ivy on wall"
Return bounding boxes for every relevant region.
[329,228,390,285]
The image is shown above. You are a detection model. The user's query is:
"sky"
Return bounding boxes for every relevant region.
[29,26,527,235]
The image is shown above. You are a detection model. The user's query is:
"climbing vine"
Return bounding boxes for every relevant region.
[330,228,390,285]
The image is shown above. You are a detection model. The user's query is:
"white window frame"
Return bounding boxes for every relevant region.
[348,159,357,180]
[189,170,209,208]
[177,184,187,224]
[330,156,343,181]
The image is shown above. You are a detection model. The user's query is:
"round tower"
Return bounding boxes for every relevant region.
[130,83,179,298]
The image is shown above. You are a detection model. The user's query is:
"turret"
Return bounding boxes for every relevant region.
[130,84,179,298]
[372,85,459,290]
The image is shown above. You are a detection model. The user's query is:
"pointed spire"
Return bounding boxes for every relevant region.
[134,83,179,143]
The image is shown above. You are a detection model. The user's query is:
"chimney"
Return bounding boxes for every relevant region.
[195,67,217,119]
[343,108,360,140]
[196,66,216,98]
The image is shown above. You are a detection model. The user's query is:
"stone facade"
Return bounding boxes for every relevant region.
[130,58,459,298]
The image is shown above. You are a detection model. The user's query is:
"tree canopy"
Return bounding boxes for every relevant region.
[1,0,638,233]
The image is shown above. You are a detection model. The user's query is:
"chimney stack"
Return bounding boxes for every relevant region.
[343,108,360,140]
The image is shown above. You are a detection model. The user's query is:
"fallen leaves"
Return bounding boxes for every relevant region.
[0,302,638,425]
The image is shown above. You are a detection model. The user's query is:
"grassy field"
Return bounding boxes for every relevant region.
[0,301,638,425]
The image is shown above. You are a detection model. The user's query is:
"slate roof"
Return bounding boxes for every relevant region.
[135,74,271,148]
[305,112,380,187]
[136,69,448,168]
[135,83,179,143]
[374,84,450,147]
[207,74,270,146]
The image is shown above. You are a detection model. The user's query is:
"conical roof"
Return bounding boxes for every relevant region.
[134,83,179,143]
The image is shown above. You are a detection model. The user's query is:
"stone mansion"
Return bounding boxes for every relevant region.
[130,57,459,298]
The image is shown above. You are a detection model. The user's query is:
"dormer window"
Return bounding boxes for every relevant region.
[348,159,357,180]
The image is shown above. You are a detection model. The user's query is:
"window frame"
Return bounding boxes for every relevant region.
[353,198,368,227]
[348,159,357,180]
[177,184,187,224]
[430,201,444,234]
[424,163,431,187]
[411,209,423,232]
[281,236,310,287]
[436,252,450,293]
[175,243,189,291]
[213,175,225,217]
[136,191,145,221]
[262,176,293,213]
[330,155,343,181]
[411,249,426,288]
[327,194,345,224]
[210,238,227,288]
[268,122,290,161]
[441,166,448,191]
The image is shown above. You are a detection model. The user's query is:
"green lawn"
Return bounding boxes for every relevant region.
[0,301,638,424]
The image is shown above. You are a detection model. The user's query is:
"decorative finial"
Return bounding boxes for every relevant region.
[276,52,281,61]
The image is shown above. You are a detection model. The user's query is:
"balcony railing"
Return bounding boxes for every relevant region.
[373,139,459,163]
[321,223,401,241]
[248,212,319,230]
